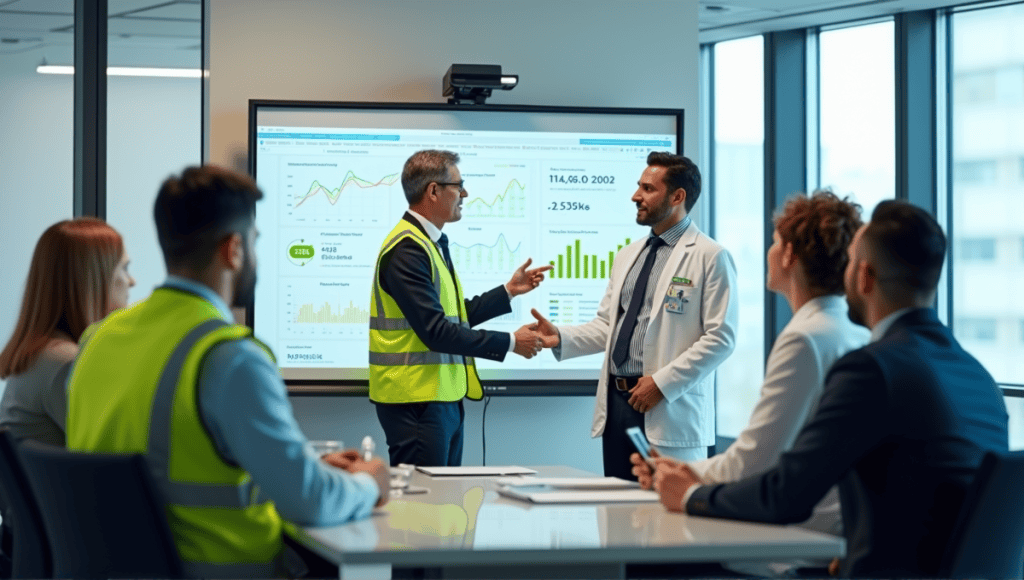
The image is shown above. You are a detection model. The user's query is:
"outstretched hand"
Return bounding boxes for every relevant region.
[512,326,543,359]
[506,258,554,297]
[527,308,561,348]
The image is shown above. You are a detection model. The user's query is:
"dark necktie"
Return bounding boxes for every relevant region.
[437,233,455,274]
[611,236,665,368]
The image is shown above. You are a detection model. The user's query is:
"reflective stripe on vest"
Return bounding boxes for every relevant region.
[146,318,255,509]
[66,288,285,572]
[369,222,482,403]
[369,315,464,331]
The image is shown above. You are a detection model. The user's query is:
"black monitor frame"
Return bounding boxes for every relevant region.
[248,99,684,396]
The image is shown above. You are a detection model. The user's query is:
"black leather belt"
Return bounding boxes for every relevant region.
[611,375,641,391]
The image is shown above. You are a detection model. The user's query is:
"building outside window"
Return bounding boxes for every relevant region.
[818,20,896,217]
[711,35,765,439]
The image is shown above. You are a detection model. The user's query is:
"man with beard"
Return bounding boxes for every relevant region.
[529,152,738,479]
[370,150,550,467]
[637,200,1009,577]
[65,166,389,578]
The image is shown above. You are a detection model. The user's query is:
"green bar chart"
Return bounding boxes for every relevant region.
[548,236,631,279]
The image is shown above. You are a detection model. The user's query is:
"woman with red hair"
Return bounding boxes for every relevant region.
[0,217,134,445]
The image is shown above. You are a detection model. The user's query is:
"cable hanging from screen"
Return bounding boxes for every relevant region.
[482,395,491,466]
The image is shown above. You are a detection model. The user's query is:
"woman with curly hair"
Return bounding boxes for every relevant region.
[635,190,867,536]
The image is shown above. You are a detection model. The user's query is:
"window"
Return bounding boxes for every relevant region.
[956,318,997,342]
[711,36,765,439]
[0,1,75,396]
[951,3,1024,385]
[954,160,997,184]
[959,238,996,261]
[818,21,895,217]
[1008,396,1024,451]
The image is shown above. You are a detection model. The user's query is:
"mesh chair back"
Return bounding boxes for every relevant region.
[940,450,1024,579]
[0,430,51,578]
[16,439,184,579]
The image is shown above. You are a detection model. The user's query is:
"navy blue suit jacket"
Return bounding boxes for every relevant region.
[687,308,1008,577]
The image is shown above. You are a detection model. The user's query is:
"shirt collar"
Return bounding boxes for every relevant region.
[650,215,691,247]
[406,209,442,243]
[162,275,233,321]
[869,306,917,343]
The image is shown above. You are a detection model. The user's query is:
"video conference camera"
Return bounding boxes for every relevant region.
[443,64,518,105]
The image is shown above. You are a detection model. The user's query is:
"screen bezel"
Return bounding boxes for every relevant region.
[247,99,684,395]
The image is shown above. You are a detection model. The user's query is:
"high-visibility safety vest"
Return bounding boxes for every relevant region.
[66,287,287,578]
[369,221,483,403]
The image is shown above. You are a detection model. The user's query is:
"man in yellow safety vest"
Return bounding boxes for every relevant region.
[66,165,389,578]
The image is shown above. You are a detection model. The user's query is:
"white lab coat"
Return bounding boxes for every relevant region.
[688,294,870,534]
[556,223,738,448]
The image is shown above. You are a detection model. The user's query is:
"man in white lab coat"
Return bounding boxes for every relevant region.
[530,152,738,478]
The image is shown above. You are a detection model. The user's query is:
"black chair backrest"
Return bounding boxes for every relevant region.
[0,429,51,578]
[940,450,1024,579]
[16,439,184,579]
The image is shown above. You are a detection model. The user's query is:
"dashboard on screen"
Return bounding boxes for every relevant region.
[249,101,683,392]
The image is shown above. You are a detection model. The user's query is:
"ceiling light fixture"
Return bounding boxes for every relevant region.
[36,65,203,78]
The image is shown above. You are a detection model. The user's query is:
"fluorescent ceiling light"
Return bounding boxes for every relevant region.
[36,65,203,78]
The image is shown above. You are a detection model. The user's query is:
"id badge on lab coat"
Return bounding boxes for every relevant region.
[664,277,692,314]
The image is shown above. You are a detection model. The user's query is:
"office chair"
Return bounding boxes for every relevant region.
[16,439,184,579]
[939,450,1024,579]
[0,429,51,578]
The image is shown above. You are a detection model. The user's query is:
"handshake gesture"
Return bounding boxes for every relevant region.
[513,308,562,359]
[504,258,558,359]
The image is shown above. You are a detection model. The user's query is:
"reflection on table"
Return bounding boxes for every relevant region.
[294,466,844,578]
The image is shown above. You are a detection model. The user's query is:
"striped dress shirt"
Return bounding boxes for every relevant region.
[611,216,691,377]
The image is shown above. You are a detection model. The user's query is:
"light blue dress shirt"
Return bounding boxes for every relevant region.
[163,276,379,525]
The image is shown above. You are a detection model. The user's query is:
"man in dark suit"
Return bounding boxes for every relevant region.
[633,200,1009,577]
[369,150,549,467]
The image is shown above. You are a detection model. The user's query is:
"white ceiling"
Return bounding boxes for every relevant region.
[698,0,974,43]
[0,0,991,66]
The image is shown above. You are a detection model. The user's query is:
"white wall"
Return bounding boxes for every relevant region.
[208,0,700,471]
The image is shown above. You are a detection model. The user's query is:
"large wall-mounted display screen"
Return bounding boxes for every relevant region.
[250,101,682,392]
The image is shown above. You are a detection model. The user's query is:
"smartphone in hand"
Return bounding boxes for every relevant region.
[626,427,656,467]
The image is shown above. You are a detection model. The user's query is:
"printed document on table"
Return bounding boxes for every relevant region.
[495,476,639,489]
[416,466,538,476]
[497,484,659,504]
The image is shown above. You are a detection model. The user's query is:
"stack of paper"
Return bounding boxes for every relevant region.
[497,477,659,504]
[415,465,537,476]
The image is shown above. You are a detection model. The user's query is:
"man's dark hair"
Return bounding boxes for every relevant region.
[862,200,946,302]
[154,165,264,272]
[646,151,701,212]
[401,150,459,205]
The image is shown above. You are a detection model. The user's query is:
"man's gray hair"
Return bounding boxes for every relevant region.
[401,150,460,205]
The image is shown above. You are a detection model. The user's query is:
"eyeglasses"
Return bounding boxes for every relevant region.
[434,180,465,193]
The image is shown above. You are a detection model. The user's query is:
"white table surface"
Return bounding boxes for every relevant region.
[293,465,844,577]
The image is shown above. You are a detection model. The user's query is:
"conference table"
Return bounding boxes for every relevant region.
[293,466,845,579]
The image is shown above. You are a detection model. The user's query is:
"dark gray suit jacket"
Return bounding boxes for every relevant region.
[687,308,1009,577]
[378,213,511,362]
